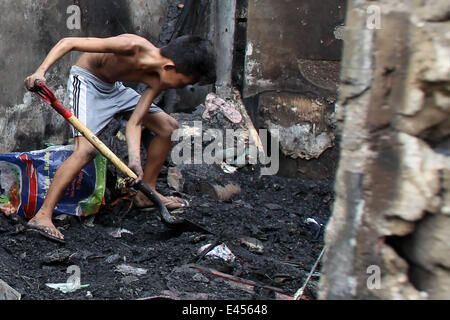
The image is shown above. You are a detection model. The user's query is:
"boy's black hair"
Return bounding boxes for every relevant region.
[160,35,216,85]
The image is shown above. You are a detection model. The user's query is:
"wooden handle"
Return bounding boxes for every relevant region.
[33,81,184,225]
[67,115,137,179]
[68,116,184,225]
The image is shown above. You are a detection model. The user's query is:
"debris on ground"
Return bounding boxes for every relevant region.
[0,160,332,299]
[198,243,236,263]
[41,248,73,265]
[109,228,133,239]
[0,96,334,300]
[115,264,149,277]
[45,282,90,294]
[240,236,264,254]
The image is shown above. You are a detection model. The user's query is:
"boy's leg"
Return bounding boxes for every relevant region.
[133,111,186,209]
[27,137,98,240]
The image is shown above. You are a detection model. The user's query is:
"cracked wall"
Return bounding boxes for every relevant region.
[319,0,450,299]
[241,0,347,179]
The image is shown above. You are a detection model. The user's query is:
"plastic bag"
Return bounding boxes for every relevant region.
[0,145,106,218]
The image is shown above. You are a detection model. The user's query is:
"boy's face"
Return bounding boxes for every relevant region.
[162,66,196,89]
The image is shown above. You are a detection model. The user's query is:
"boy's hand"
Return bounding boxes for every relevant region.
[127,160,144,186]
[25,71,46,91]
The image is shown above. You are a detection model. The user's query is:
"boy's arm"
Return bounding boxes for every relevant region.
[125,85,163,183]
[25,35,141,89]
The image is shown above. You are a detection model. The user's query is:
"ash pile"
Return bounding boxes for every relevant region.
[0,90,333,300]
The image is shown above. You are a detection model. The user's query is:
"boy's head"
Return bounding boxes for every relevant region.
[160,35,216,87]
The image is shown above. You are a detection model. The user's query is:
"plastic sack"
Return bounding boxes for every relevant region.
[0,145,106,218]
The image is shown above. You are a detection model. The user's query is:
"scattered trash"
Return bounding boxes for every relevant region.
[86,291,93,298]
[240,237,264,254]
[189,264,294,300]
[0,279,21,300]
[115,264,148,276]
[42,248,73,265]
[203,93,242,124]
[109,228,133,238]
[45,282,90,293]
[272,274,295,285]
[83,216,95,228]
[115,177,130,195]
[105,253,121,264]
[305,216,325,240]
[167,167,184,192]
[189,234,207,244]
[220,163,238,174]
[198,243,236,263]
[200,183,241,201]
[115,130,126,141]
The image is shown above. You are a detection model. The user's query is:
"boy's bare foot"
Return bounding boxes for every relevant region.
[26,212,65,243]
[134,190,188,211]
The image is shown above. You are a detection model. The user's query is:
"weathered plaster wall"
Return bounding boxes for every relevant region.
[0,0,168,153]
[319,0,450,299]
[242,0,347,179]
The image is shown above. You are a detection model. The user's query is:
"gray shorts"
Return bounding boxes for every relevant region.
[67,65,163,137]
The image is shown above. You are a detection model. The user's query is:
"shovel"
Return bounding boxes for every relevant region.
[30,80,189,227]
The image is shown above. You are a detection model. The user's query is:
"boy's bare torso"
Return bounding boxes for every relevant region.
[75,34,161,87]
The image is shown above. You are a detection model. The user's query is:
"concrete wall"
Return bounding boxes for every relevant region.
[319,0,450,299]
[0,0,168,153]
[241,0,347,179]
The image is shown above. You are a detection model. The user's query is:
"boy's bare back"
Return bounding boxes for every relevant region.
[25,34,196,93]
[75,34,162,87]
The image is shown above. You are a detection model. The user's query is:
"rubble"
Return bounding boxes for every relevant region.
[115,264,149,277]
[109,228,133,239]
[41,248,73,265]
[266,121,334,160]
[198,243,236,263]
[0,163,333,300]
[45,282,90,294]
[200,183,242,201]
[165,264,294,300]
[0,84,334,300]
[240,237,264,254]
[105,254,121,264]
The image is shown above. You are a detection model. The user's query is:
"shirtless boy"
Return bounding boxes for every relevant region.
[24,34,216,243]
